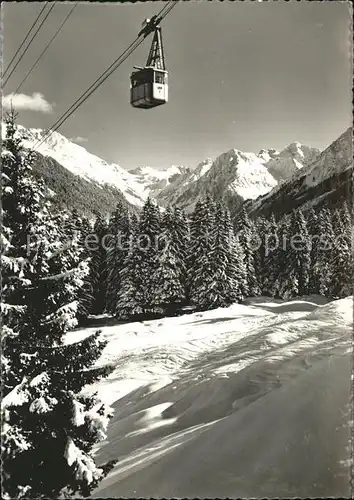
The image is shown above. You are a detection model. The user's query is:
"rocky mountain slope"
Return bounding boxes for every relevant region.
[128,165,191,199]
[2,124,148,207]
[264,143,320,182]
[31,151,134,217]
[4,121,348,220]
[245,127,352,219]
[156,144,320,213]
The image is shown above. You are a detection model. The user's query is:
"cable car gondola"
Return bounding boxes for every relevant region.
[130,19,168,109]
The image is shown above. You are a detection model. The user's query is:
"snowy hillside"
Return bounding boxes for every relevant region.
[1,123,147,207]
[248,127,352,217]
[65,296,352,498]
[156,149,278,211]
[304,127,352,188]
[264,142,320,182]
[2,122,321,213]
[128,165,190,199]
[156,143,319,211]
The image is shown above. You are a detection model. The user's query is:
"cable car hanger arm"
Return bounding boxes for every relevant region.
[138,14,163,38]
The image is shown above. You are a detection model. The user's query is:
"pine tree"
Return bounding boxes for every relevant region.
[114,199,162,319]
[253,215,270,294]
[188,196,217,310]
[329,230,352,298]
[171,206,190,295]
[341,201,352,241]
[316,208,336,296]
[2,113,116,498]
[148,207,186,312]
[114,229,144,319]
[58,209,93,323]
[224,209,247,302]
[262,213,279,296]
[105,202,131,314]
[76,215,94,322]
[88,213,108,315]
[279,209,311,298]
[136,197,162,315]
[328,206,352,298]
[2,110,46,394]
[271,214,291,298]
[149,236,185,312]
[203,203,246,307]
[234,207,261,297]
[307,208,320,294]
[80,216,93,259]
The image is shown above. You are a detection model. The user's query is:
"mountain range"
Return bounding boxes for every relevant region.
[2,122,351,219]
[246,127,352,219]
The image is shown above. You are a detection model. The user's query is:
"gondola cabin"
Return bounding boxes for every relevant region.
[130,22,168,109]
[130,66,168,109]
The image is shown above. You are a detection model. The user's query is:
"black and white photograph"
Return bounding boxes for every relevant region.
[1,0,353,498]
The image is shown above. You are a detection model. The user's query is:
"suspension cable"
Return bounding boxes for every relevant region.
[3,2,57,87]
[13,3,78,96]
[32,0,179,152]
[2,2,49,79]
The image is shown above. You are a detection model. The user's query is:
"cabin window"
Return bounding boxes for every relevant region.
[155,72,165,84]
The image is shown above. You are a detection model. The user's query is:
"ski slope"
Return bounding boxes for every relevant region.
[65,296,353,498]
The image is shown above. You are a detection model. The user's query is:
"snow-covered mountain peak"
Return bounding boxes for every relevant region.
[3,120,328,214]
[264,142,320,182]
[248,127,352,217]
[2,122,148,206]
[129,164,189,180]
[188,158,214,181]
[257,148,280,163]
[209,149,278,199]
[304,126,352,188]
[155,140,319,212]
[2,122,195,207]
[127,164,191,199]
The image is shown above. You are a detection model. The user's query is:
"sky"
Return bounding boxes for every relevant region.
[3,0,352,171]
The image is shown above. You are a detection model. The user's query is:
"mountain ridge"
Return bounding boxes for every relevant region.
[3,121,346,220]
[245,127,352,218]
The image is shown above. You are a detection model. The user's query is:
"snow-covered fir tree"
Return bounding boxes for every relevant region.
[224,208,247,302]
[58,208,93,323]
[329,207,352,298]
[114,198,162,319]
[205,203,246,307]
[341,201,352,241]
[278,209,311,298]
[105,202,131,314]
[76,214,94,322]
[271,214,291,298]
[135,197,163,315]
[262,213,279,296]
[149,207,186,312]
[2,112,116,498]
[188,196,217,310]
[306,208,321,294]
[114,228,144,319]
[234,207,261,297]
[88,212,108,315]
[316,208,336,296]
[253,215,270,293]
[168,206,190,292]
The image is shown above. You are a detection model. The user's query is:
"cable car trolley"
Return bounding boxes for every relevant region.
[130,18,168,109]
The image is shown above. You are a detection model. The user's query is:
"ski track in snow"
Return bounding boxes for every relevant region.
[64,296,353,498]
[67,296,351,406]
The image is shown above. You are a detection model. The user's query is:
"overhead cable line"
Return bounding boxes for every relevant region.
[3,2,57,87]
[13,2,78,96]
[2,2,49,79]
[32,0,178,152]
